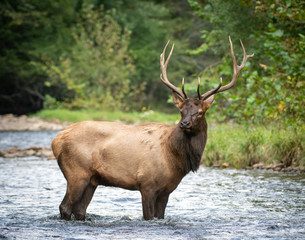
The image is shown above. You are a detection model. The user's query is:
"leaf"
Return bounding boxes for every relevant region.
[259,63,268,70]
[275,84,281,91]
[188,43,209,55]
[247,94,256,103]
[267,29,284,37]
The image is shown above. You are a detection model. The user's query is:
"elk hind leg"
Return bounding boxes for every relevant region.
[72,182,97,220]
[59,178,89,220]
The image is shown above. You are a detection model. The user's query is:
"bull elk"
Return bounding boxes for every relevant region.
[51,36,253,220]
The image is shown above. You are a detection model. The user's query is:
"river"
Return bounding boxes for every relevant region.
[0,131,304,239]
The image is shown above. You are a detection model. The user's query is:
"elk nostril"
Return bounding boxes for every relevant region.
[180,121,191,129]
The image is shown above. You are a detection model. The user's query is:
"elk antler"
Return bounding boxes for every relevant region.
[200,36,254,101]
[160,41,187,99]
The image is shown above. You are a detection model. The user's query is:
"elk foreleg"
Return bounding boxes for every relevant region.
[154,193,169,219]
[140,189,156,220]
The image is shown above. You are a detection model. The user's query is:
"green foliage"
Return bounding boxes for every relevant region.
[187,0,305,126]
[43,95,62,110]
[37,3,143,111]
[0,0,77,113]
[1,0,304,124]
[1,0,197,113]
[102,0,197,106]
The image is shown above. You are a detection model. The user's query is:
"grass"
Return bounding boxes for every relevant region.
[204,124,305,169]
[32,109,305,169]
[31,109,179,125]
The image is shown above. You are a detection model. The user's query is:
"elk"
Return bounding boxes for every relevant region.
[51,36,253,221]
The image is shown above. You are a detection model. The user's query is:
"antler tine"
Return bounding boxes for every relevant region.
[239,39,254,69]
[160,41,185,99]
[197,77,201,100]
[182,78,188,99]
[201,36,254,101]
[165,41,174,68]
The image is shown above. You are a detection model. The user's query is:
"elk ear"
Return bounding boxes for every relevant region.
[203,94,215,110]
[172,92,184,108]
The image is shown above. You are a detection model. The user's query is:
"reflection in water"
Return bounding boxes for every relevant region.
[0,157,304,239]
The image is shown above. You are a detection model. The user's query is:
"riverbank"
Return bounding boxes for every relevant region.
[204,124,305,172]
[0,114,71,131]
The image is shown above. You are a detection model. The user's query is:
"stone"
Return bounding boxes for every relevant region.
[221,162,229,168]
[0,147,54,158]
[253,163,265,169]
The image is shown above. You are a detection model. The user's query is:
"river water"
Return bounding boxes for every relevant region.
[0,131,304,239]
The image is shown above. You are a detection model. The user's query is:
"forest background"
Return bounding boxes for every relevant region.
[1,0,304,169]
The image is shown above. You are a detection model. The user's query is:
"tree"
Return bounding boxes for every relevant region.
[1,0,200,113]
[187,0,305,126]
[101,0,199,108]
[0,0,77,114]
[39,3,142,111]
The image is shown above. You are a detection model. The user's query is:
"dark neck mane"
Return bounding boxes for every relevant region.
[167,120,208,175]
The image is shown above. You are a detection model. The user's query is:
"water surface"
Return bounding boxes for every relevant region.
[0,156,304,239]
[0,131,58,150]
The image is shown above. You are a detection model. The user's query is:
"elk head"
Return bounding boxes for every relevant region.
[160,36,254,134]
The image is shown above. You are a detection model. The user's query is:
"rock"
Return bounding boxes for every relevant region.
[37,147,54,158]
[0,234,7,239]
[211,164,220,168]
[253,163,265,169]
[0,147,54,158]
[274,163,284,168]
[272,163,284,171]
[291,167,299,172]
[273,167,282,171]
[221,162,229,168]
[25,149,36,156]
[0,114,71,131]
[265,164,274,170]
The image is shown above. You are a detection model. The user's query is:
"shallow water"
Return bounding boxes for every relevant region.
[1,157,304,239]
[0,131,305,239]
[0,131,58,150]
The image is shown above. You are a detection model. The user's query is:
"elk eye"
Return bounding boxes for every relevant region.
[198,110,203,116]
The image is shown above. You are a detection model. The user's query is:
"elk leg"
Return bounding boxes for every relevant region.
[72,183,97,220]
[59,179,88,220]
[154,194,169,219]
[141,190,156,220]
[59,193,71,220]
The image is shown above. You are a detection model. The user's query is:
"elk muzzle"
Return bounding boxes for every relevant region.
[180,119,191,130]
